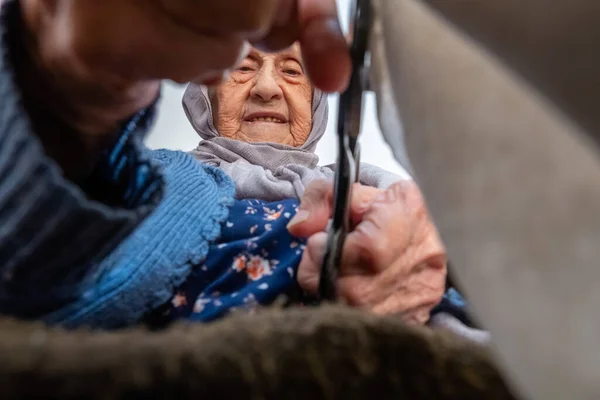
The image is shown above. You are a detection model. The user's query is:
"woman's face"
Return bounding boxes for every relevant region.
[212,44,313,146]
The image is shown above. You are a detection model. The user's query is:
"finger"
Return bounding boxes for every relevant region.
[348,184,382,227]
[297,231,328,295]
[287,180,333,237]
[287,182,382,237]
[251,0,300,52]
[253,0,351,92]
[337,254,446,320]
[343,184,413,272]
[336,275,377,307]
[298,0,351,92]
[346,181,445,274]
[65,0,249,83]
[370,259,447,321]
[154,0,281,38]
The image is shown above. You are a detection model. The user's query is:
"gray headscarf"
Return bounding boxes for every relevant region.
[184,83,400,201]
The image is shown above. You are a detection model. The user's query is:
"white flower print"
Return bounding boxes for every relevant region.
[231,254,247,272]
[264,208,283,221]
[193,298,212,313]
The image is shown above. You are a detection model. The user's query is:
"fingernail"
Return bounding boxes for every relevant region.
[287,209,310,229]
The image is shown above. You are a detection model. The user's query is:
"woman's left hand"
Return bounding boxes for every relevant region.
[287,180,447,325]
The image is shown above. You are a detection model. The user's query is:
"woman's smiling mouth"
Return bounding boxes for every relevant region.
[244,112,288,124]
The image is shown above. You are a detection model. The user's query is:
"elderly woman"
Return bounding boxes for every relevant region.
[161,43,443,324]
[183,43,400,201]
[0,0,447,331]
[178,44,483,341]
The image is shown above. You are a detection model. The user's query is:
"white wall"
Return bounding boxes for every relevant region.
[144,0,409,179]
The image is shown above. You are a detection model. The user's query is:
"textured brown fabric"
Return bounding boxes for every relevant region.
[0,306,515,399]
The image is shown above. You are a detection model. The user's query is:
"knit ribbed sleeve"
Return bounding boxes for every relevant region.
[0,0,164,318]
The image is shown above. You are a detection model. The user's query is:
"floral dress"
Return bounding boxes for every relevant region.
[148,198,306,325]
[147,198,472,328]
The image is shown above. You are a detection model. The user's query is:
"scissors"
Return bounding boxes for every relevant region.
[318,0,373,301]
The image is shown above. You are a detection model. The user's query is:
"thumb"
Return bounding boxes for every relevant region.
[287,180,333,237]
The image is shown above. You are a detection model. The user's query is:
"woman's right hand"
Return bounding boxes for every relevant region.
[20,0,350,138]
[288,180,447,325]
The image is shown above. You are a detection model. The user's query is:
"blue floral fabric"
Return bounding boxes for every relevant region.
[149,198,473,328]
[154,198,306,323]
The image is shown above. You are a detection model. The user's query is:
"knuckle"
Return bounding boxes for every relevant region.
[359,226,391,261]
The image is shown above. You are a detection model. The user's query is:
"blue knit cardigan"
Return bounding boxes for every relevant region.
[0,0,235,329]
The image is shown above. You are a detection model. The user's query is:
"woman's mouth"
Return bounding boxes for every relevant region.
[248,117,284,123]
[244,113,287,124]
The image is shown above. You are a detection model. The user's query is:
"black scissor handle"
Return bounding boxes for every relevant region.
[317,0,372,302]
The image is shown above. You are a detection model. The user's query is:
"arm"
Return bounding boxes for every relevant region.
[0,0,163,318]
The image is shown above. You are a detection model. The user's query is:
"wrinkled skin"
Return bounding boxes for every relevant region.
[212,44,313,146]
[288,180,447,324]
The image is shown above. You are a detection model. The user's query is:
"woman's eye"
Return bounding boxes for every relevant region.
[238,66,253,72]
[284,69,301,76]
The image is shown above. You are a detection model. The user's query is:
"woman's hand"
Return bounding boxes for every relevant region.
[18,0,350,174]
[287,180,447,325]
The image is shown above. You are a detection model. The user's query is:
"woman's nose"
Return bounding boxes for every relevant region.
[250,69,283,102]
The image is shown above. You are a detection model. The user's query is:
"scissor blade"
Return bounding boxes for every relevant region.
[318,0,371,301]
